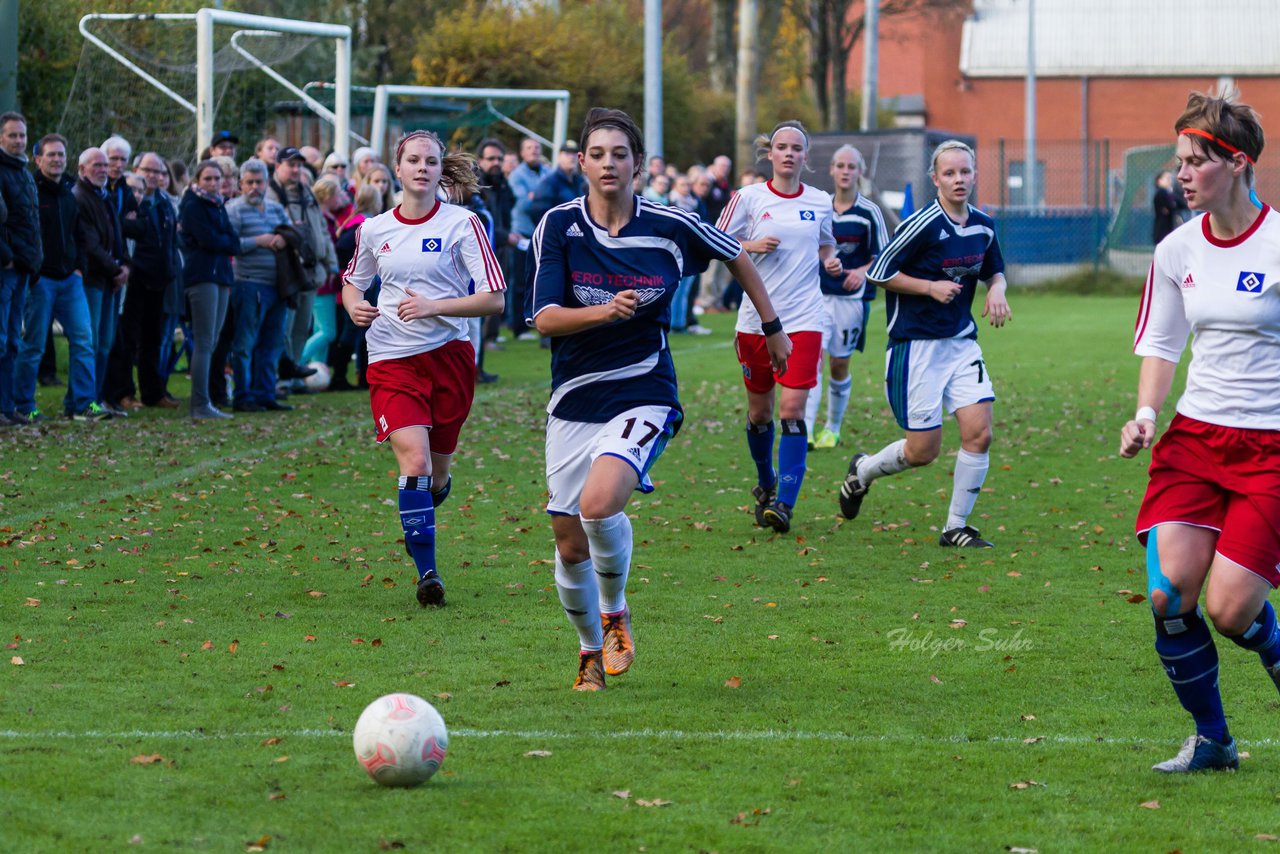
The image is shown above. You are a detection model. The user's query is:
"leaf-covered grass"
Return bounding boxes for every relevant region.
[2,294,1275,852]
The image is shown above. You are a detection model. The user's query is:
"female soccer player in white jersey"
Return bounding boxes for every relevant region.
[717,121,843,534]
[342,131,506,608]
[805,145,887,450]
[528,108,790,691]
[837,139,1011,549]
[1121,91,1280,773]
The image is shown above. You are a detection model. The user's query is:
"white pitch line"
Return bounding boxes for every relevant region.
[0,728,1273,747]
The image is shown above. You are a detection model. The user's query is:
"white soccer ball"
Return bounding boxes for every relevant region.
[352,693,448,787]
[303,361,332,393]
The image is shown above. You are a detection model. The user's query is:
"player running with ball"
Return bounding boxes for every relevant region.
[1122,90,1280,773]
[342,131,506,608]
[528,108,790,691]
[838,139,1011,548]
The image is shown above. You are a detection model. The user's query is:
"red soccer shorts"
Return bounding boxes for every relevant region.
[366,339,476,452]
[1136,413,1280,585]
[735,330,822,393]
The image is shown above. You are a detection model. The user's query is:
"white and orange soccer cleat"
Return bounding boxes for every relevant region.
[601,608,634,676]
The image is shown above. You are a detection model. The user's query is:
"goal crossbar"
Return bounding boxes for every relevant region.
[77,9,354,156]
[369,84,570,158]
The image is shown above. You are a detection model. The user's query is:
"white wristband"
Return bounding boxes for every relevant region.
[1135,406,1158,424]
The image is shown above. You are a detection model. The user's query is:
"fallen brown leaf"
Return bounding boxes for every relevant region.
[10,656,23,666]
[261,737,283,746]
[724,676,742,688]
[245,835,271,852]
[131,754,165,765]
[612,790,630,799]
[635,798,672,807]
[523,750,552,757]
[1008,780,1043,790]
[1139,800,1160,810]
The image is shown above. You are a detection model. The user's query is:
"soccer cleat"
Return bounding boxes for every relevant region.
[813,428,840,449]
[838,453,870,519]
[1152,734,1238,773]
[938,525,995,549]
[21,410,49,425]
[415,570,446,607]
[751,481,776,527]
[761,500,793,534]
[1265,662,1280,695]
[601,608,634,676]
[573,650,606,691]
[71,403,113,422]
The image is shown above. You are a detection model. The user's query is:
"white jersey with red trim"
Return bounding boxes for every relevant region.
[717,181,835,334]
[1134,205,1280,429]
[343,200,506,364]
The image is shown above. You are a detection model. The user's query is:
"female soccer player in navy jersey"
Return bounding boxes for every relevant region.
[342,131,506,608]
[717,121,844,534]
[1121,90,1280,773]
[805,144,887,450]
[837,139,1011,549]
[528,108,790,691]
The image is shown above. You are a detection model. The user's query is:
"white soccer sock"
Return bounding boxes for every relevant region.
[804,370,824,436]
[946,449,990,530]
[555,551,601,652]
[859,438,910,484]
[827,377,853,434]
[581,511,633,615]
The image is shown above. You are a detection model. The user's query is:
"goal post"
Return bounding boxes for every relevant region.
[369,84,570,160]
[75,8,353,158]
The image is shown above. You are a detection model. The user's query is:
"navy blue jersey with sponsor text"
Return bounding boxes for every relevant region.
[527,195,741,422]
[819,193,887,299]
[867,200,1004,341]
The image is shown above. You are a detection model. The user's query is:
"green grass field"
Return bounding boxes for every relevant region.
[3,292,1279,853]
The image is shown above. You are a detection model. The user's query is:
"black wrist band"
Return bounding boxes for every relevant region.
[761,317,783,336]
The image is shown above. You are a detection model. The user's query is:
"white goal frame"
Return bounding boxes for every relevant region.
[77,8,353,157]
[369,84,570,159]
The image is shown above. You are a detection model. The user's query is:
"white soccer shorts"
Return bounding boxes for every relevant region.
[884,337,995,431]
[545,404,682,516]
[821,294,869,359]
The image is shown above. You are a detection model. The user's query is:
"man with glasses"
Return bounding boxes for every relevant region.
[105,152,181,412]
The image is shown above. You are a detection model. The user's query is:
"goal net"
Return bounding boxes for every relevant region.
[59,10,352,165]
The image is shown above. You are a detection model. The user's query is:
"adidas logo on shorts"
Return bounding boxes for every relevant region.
[628,447,642,461]
[565,222,584,238]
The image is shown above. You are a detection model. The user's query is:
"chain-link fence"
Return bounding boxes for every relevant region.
[812,130,1280,282]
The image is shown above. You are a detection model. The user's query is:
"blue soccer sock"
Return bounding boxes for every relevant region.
[746,420,776,490]
[1225,600,1280,669]
[398,475,436,581]
[1154,607,1229,743]
[776,418,808,507]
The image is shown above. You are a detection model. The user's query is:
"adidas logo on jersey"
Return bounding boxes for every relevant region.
[760,212,772,220]
[378,241,392,255]
[1181,272,1196,289]
[938,228,950,241]
[565,222,584,238]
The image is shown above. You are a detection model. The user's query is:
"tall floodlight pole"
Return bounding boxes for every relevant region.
[735,0,759,170]
[645,0,663,159]
[1024,0,1037,207]
[860,0,880,131]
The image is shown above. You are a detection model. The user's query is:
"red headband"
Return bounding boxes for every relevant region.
[1179,128,1256,165]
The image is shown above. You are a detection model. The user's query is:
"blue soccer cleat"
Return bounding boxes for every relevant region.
[1152,734,1238,773]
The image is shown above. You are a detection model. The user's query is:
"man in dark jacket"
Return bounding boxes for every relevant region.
[105,151,181,411]
[74,146,130,413]
[0,111,43,425]
[528,140,586,227]
[14,134,98,421]
[102,135,145,243]
[476,138,516,382]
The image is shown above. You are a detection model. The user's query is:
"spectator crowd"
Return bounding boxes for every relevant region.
[0,110,746,426]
